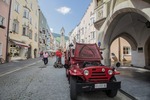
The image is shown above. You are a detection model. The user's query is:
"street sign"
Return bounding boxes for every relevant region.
[98,41,101,47]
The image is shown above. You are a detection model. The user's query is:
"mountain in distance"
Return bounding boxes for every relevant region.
[52,33,69,40]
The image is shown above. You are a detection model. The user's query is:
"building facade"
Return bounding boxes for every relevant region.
[70,1,97,44]
[39,10,48,53]
[0,0,11,61]
[8,0,39,60]
[94,0,150,68]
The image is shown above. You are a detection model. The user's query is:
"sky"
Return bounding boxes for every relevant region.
[38,0,91,36]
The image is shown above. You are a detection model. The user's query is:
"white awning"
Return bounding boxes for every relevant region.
[12,40,30,48]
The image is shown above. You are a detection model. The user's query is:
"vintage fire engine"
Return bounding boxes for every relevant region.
[64,43,121,100]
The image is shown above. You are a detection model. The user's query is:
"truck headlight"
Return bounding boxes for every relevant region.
[73,69,77,73]
[84,70,89,76]
[108,70,113,75]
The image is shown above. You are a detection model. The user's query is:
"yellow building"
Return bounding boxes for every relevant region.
[8,0,39,61]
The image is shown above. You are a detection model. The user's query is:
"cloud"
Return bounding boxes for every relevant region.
[56,6,71,15]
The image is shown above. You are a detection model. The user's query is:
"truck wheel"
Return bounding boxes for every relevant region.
[70,76,77,100]
[106,77,118,97]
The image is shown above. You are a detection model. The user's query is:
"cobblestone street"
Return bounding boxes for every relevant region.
[0,57,131,100]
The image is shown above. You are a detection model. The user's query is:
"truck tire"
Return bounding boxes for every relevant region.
[70,76,77,100]
[106,77,118,97]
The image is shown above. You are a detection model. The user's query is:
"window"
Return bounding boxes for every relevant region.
[43,30,45,34]
[97,0,103,6]
[14,1,19,13]
[23,9,29,19]
[22,27,26,36]
[12,19,19,33]
[90,17,95,25]
[77,34,79,39]
[0,15,5,26]
[29,30,32,39]
[43,39,45,44]
[22,26,29,36]
[82,27,84,34]
[123,47,131,55]
[35,33,37,42]
[91,31,95,39]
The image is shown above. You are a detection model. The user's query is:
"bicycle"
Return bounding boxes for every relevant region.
[0,55,5,64]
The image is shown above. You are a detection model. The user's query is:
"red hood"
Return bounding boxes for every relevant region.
[73,43,102,61]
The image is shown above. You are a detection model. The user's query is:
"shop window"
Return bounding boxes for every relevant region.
[10,45,21,57]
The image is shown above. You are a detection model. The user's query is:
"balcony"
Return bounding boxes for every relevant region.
[94,2,107,30]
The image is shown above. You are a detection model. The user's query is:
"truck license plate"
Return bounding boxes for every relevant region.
[95,83,107,89]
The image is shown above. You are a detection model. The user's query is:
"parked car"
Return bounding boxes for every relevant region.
[64,43,121,100]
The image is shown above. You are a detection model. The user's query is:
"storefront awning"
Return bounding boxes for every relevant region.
[11,40,30,48]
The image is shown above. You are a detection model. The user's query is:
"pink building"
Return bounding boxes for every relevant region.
[0,0,11,61]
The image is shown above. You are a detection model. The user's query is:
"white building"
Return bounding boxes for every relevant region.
[70,1,97,44]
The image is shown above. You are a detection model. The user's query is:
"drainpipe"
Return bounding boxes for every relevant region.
[6,0,12,62]
[118,37,121,61]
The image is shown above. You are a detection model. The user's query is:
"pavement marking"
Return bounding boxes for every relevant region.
[0,60,42,78]
[119,89,137,100]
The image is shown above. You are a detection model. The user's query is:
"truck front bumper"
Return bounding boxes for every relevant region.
[77,81,121,93]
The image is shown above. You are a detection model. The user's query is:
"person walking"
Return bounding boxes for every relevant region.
[43,51,49,65]
[56,49,62,64]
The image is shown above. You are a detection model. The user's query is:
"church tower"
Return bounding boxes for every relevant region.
[60,27,65,51]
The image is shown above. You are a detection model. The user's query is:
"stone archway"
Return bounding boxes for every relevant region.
[100,8,149,66]
[110,33,137,66]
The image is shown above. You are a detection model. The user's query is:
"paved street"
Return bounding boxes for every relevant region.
[117,67,150,100]
[0,57,131,100]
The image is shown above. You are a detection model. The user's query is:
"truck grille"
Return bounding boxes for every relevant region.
[88,70,108,82]
[91,72,106,76]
